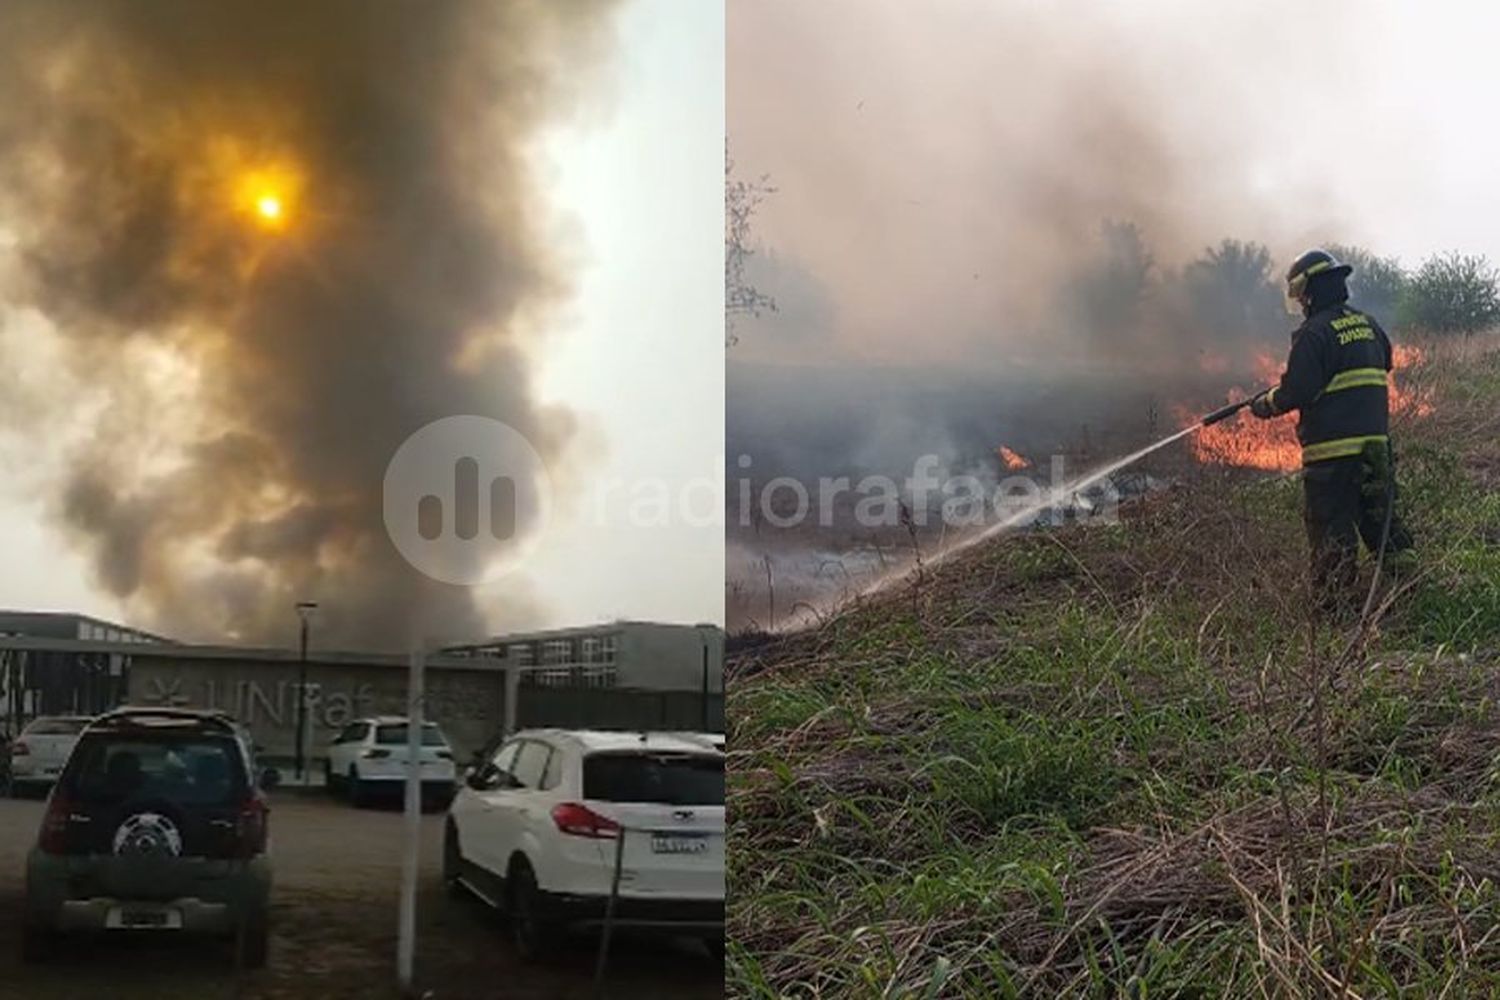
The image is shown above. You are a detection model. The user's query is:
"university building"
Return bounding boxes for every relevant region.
[2,613,724,757]
[0,611,169,724]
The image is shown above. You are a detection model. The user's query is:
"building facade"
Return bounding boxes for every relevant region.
[123,645,511,761]
[1,611,169,727]
[443,621,724,694]
[2,616,723,759]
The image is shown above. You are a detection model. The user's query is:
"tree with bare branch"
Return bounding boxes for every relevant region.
[726,143,776,345]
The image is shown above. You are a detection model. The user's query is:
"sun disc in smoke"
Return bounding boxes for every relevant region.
[232,163,300,231]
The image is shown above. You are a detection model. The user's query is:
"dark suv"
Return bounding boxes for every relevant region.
[22,707,277,966]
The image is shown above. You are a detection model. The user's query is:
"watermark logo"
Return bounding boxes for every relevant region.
[728,453,1129,531]
[383,415,551,585]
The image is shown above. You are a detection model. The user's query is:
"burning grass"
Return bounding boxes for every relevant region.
[1183,344,1434,473]
[727,337,1500,997]
[997,445,1030,471]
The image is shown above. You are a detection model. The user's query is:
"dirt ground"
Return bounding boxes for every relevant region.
[0,792,722,999]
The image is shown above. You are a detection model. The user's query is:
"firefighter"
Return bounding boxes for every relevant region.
[1249,248,1413,611]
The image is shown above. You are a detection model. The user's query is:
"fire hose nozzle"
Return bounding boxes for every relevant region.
[1199,391,1266,427]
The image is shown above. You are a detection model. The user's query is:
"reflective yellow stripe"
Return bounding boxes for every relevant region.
[1303,260,1332,277]
[1323,367,1388,393]
[1301,434,1388,465]
[1266,387,1279,410]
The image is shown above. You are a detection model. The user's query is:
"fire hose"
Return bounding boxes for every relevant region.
[1198,390,1269,427]
[1196,389,1399,622]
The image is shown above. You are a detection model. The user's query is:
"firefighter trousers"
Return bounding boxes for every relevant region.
[1302,440,1413,607]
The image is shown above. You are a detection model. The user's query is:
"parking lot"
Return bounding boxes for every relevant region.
[0,792,722,999]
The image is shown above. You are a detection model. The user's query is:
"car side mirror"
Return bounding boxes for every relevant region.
[260,767,281,790]
[466,764,498,791]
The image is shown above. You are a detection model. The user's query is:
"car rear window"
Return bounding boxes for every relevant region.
[583,753,724,806]
[23,718,91,736]
[375,723,447,746]
[64,734,245,806]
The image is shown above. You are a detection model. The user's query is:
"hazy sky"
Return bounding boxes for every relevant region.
[0,0,723,640]
[729,0,1500,366]
[525,0,724,630]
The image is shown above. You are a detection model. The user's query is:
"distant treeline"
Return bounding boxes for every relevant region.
[1072,224,1500,345]
[1328,243,1500,336]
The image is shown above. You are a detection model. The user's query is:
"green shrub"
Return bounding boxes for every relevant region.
[1327,242,1407,326]
[1398,251,1500,335]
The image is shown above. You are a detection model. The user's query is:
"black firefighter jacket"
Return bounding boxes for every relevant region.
[1265,303,1392,465]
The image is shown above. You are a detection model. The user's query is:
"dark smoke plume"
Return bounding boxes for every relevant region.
[0,0,618,648]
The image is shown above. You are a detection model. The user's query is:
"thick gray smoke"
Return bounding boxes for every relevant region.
[0,0,618,649]
[728,1,1373,372]
[723,0,1403,483]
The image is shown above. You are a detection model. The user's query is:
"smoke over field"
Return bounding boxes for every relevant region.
[0,0,619,648]
[726,0,1429,630]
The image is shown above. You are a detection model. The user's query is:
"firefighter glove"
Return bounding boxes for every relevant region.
[1249,391,1276,420]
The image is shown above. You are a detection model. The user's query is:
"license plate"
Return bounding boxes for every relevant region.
[651,834,708,855]
[106,906,182,930]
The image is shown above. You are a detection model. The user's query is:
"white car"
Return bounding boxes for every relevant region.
[444,729,725,960]
[8,717,95,795]
[324,716,456,807]
[671,732,725,753]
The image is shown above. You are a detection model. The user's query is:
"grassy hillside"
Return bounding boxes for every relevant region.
[727,338,1500,997]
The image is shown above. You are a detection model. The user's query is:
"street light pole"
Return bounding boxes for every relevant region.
[695,624,717,733]
[294,601,318,783]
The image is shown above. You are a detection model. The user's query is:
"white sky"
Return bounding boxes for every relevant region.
[0,0,725,635]
[520,0,724,629]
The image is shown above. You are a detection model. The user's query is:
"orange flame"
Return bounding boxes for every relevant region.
[997,445,1030,470]
[1184,345,1430,472]
[1390,344,1435,417]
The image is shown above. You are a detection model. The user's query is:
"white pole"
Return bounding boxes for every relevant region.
[503,665,519,737]
[397,645,425,990]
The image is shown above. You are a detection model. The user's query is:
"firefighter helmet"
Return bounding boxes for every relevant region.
[1286,248,1352,302]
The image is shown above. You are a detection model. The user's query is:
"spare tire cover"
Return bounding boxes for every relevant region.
[113,811,184,858]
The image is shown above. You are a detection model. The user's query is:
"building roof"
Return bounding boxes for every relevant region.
[445,620,722,653]
[0,609,172,643]
[0,634,494,671]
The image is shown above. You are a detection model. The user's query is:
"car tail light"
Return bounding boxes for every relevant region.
[362,748,390,759]
[235,793,269,857]
[11,740,29,757]
[38,791,73,854]
[551,802,621,839]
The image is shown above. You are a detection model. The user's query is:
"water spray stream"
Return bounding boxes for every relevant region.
[792,395,1266,628]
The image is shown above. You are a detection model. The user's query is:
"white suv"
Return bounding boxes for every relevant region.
[444,729,725,960]
[324,717,456,807]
